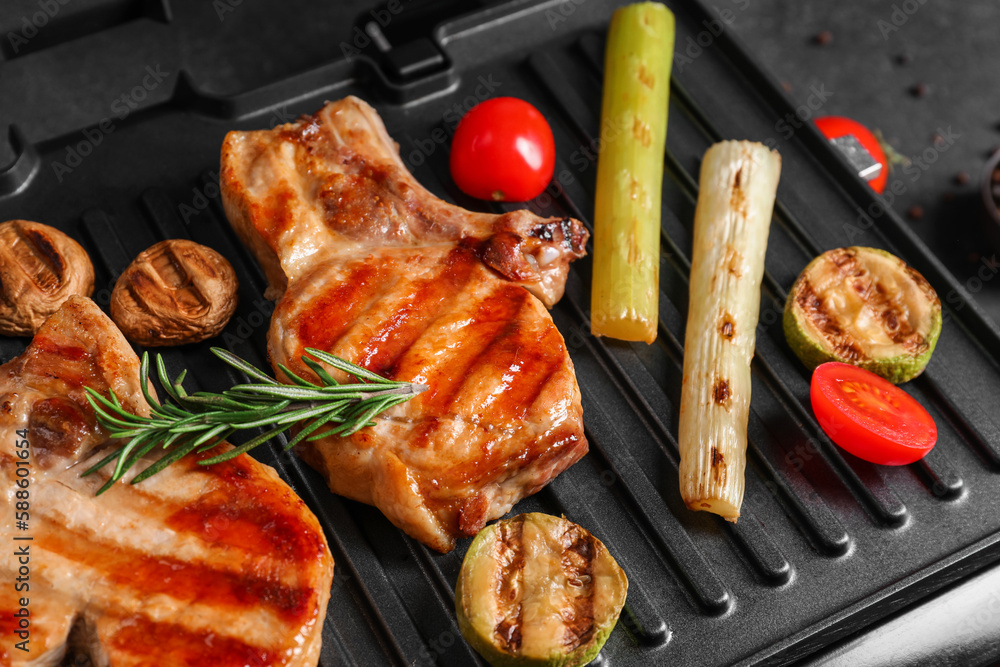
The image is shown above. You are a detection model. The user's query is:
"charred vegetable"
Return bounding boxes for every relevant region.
[678,141,781,522]
[784,246,941,384]
[590,2,675,343]
[456,513,628,667]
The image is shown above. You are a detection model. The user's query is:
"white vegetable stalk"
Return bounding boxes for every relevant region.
[678,141,781,522]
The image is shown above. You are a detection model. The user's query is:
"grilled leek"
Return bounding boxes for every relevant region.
[590,2,675,343]
[678,141,781,521]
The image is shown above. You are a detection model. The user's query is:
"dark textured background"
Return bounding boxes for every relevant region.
[3,0,997,322]
[699,0,1000,326]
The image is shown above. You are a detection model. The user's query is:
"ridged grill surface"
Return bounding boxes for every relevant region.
[2,1,1000,665]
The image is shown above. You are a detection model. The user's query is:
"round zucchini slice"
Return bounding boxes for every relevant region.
[784,246,941,384]
[455,513,628,667]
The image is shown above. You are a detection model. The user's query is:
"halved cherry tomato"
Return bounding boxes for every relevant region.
[449,97,555,202]
[810,362,937,465]
[815,115,888,194]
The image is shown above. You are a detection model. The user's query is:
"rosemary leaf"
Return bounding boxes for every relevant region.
[195,424,287,466]
[340,397,395,436]
[112,432,153,480]
[178,393,256,410]
[120,436,161,469]
[190,423,231,450]
[138,353,160,409]
[228,401,295,429]
[156,355,181,403]
[197,427,236,453]
[83,349,426,493]
[304,348,398,384]
[84,388,152,424]
[277,363,320,388]
[301,356,339,386]
[130,436,202,485]
[82,445,131,477]
[274,402,344,426]
[201,402,288,425]
[155,401,195,419]
[285,408,342,449]
[173,370,189,399]
[229,384,367,400]
[210,347,278,385]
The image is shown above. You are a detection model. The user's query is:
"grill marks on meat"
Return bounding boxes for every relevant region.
[35,518,312,622]
[0,297,333,666]
[221,96,589,552]
[106,616,278,667]
[291,245,480,376]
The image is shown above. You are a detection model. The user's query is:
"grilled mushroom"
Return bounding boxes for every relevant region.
[110,239,238,346]
[0,220,95,336]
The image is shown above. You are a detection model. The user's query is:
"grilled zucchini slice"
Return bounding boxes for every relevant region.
[784,246,941,384]
[455,513,628,667]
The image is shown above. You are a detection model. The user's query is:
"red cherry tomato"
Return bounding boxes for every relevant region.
[815,116,888,194]
[810,362,937,465]
[449,97,556,202]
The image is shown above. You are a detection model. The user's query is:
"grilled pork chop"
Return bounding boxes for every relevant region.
[0,297,333,666]
[221,96,589,552]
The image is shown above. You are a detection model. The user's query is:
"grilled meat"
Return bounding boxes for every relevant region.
[220,96,589,552]
[0,297,333,666]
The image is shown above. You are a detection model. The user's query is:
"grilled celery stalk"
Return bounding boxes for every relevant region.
[590,2,675,343]
[678,141,781,521]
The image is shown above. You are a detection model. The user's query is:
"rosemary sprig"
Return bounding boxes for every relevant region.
[83,347,427,495]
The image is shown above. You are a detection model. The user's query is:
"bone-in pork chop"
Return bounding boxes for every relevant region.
[221,96,589,552]
[0,297,333,666]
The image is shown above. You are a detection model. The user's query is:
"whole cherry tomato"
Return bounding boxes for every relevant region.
[810,362,937,465]
[449,97,556,202]
[815,116,888,194]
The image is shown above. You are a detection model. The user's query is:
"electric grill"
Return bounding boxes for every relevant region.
[3,1,1000,664]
